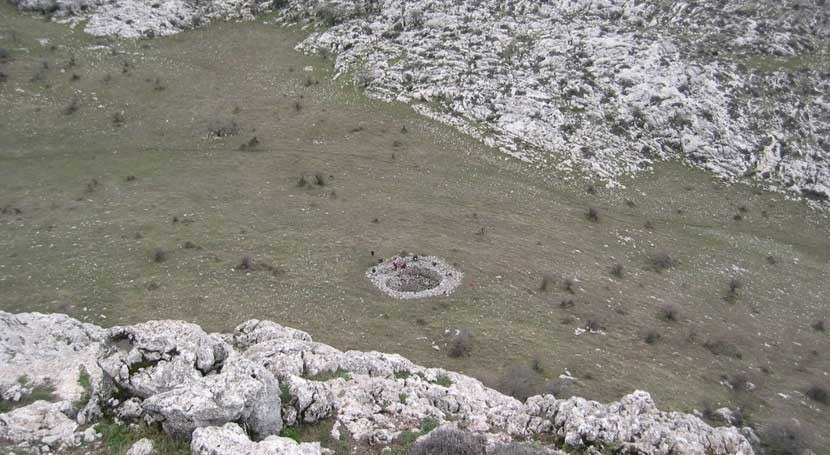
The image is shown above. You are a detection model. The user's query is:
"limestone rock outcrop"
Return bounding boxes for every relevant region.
[191,423,324,455]
[0,312,756,454]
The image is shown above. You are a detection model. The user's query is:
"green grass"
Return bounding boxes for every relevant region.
[279,426,301,442]
[95,419,189,455]
[305,369,352,382]
[73,366,92,409]
[279,382,292,403]
[394,371,412,380]
[433,374,453,387]
[0,376,58,413]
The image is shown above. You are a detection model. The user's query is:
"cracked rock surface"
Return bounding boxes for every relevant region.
[0,312,755,454]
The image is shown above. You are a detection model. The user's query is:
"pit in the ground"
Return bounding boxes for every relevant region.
[386,266,442,293]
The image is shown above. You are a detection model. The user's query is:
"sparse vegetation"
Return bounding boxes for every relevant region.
[238,136,260,151]
[447,329,472,358]
[760,421,811,455]
[561,278,575,293]
[810,320,824,332]
[538,274,553,292]
[408,428,485,455]
[658,303,680,322]
[646,252,676,272]
[280,426,301,442]
[609,263,624,278]
[643,329,661,344]
[805,385,828,405]
[305,368,351,382]
[152,248,166,263]
[208,119,240,137]
[74,366,92,409]
[726,372,750,392]
[112,111,126,127]
[585,207,599,222]
[0,377,58,413]
[433,374,452,387]
[499,364,537,401]
[703,338,742,359]
[63,97,80,115]
[96,418,189,455]
[725,278,743,302]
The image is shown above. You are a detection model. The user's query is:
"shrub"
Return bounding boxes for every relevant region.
[237,255,253,271]
[559,299,574,309]
[561,278,575,293]
[499,365,537,401]
[761,421,810,455]
[539,274,553,292]
[810,320,824,332]
[585,207,599,222]
[544,378,572,398]
[727,373,750,391]
[530,354,543,373]
[447,329,472,358]
[703,338,742,359]
[643,329,661,344]
[63,97,80,115]
[658,303,680,322]
[112,111,126,127]
[609,263,624,278]
[239,136,259,151]
[183,241,198,249]
[433,374,452,387]
[644,220,655,230]
[0,71,7,83]
[314,172,326,186]
[408,428,485,455]
[806,385,828,405]
[766,255,777,265]
[207,119,239,137]
[647,252,675,272]
[725,278,743,302]
[152,248,166,263]
[294,100,302,111]
[316,3,346,26]
[0,47,10,62]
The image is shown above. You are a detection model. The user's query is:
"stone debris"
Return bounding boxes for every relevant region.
[0,311,755,454]
[191,422,325,455]
[125,437,156,455]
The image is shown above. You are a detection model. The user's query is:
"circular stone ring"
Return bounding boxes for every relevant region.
[366,255,462,299]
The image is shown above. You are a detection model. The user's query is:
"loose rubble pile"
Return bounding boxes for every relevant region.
[0,311,756,454]
[366,255,462,299]
[9,0,829,202]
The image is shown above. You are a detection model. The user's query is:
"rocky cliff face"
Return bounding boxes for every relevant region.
[0,312,756,454]
[10,0,829,203]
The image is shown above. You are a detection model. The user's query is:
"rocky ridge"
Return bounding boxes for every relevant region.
[9,0,829,203]
[0,311,756,454]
